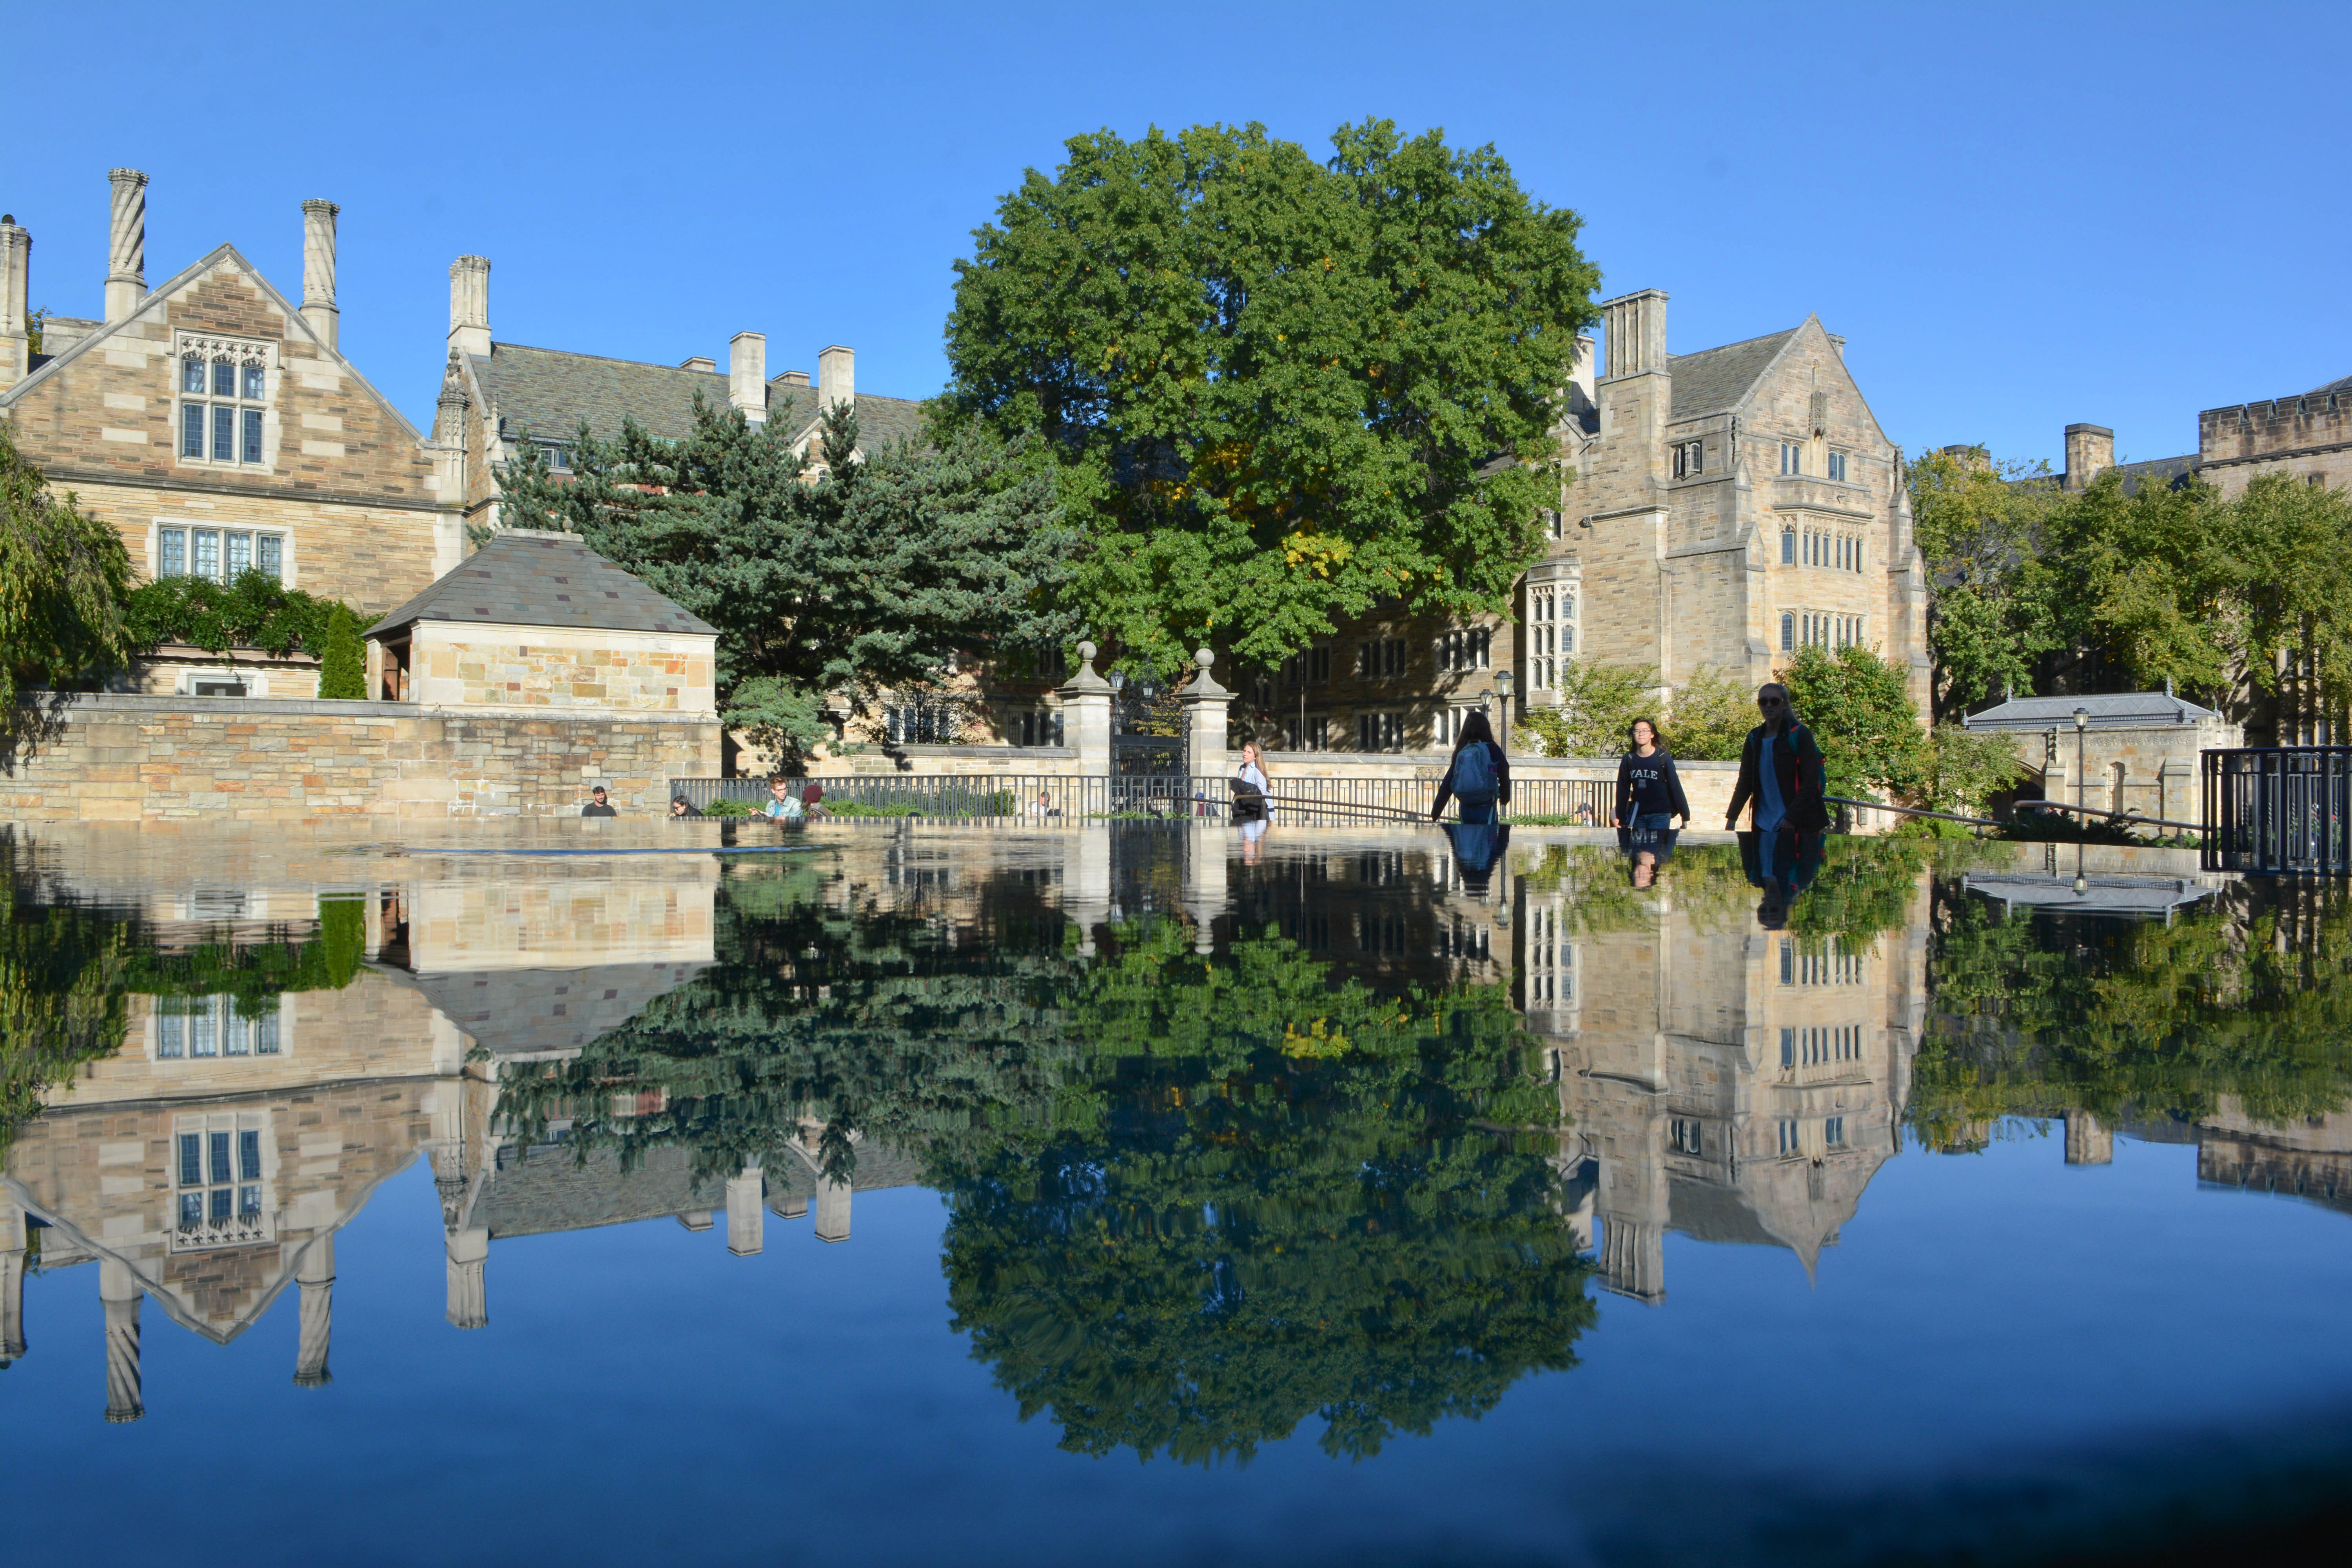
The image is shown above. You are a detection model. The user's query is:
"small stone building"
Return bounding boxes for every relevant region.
[1961,690,2239,823]
[364,529,716,714]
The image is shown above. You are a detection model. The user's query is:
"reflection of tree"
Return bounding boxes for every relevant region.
[491,860,1088,1183]
[936,920,1591,1465]
[1912,884,2352,1143]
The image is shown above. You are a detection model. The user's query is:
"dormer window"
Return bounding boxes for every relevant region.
[176,336,271,468]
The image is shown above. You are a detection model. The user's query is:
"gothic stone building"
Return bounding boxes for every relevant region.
[0,171,461,687]
[1261,288,1932,755]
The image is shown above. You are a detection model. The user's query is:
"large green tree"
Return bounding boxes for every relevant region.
[0,425,134,717]
[498,401,1079,755]
[942,118,1601,675]
[1906,446,2065,721]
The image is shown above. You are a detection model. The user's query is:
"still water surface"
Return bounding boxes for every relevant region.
[3,821,2350,1565]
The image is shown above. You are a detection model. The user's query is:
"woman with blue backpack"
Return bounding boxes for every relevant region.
[1430,708,1511,824]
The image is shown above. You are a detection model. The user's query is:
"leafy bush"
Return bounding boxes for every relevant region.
[701,796,756,817]
[1666,664,1755,760]
[2,425,134,708]
[1516,659,1656,757]
[123,571,355,659]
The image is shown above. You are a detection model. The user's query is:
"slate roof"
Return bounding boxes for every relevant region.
[2108,453,2200,494]
[387,960,715,1058]
[1962,872,2217,918]
[364,528,717,640]
[2311,372,2352,397]
[469,341,927,451]
[472,1138,925,1240]
[1960,691,2220,730]
[1667,327,1798,420]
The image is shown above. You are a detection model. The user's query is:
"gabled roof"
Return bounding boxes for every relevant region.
[0,243,425,443]
[364,528,716,640]
[1668,327,1799,420]
[469,341,926,452]
[2311,372,2352,397]
[1961,691,2221,730]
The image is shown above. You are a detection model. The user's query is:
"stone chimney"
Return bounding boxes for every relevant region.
[448,255,491,358]
[0,1186,26,1368]
[291,1235,334,1388]
[729,331,767,423]
[100,1257,144,1423]
[445,1225,488,1329]
[300,199,339,350]
[1597,289,1670,483]
[2063,423,2114,490]
[814,1176,852,1243]
[726,1161,765,1256]
[818,343,854,414]
[777,368,810,388]
[0,215,29,392]
[104,169,147,324]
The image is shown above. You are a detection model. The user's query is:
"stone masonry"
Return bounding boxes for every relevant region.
[0,694,719,821]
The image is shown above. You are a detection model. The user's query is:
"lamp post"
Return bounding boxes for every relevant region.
[1495,668,1514,755]
[2072,706,2091,817]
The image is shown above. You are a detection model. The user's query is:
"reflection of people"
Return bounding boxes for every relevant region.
[1445,821,1510,896]
[1724,683,1829,834]
[1431,710,1510,825]
[1614,719,1690,829]
[581,786,617,818]
[1616,824,1678,888]
[1241,815,1267,864]
[763,778,802,821]
[1741,828,1824,928]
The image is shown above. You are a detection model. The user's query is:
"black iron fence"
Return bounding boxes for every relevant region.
[666,771,1616,824]
[2203,747,2352,875]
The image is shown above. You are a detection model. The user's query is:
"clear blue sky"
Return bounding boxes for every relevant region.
[9,1,2345,470]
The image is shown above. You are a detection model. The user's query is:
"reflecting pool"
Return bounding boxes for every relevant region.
[4,821,2350,1566]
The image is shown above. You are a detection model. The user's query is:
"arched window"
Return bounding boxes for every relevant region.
[1780,612,1795,652]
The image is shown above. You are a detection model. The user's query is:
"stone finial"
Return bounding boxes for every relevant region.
[1181,646,1230,701]
[1059,639,1111,695]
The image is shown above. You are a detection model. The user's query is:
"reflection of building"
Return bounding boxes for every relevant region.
[2,928,458,1417]
[1519,867,1931,1301]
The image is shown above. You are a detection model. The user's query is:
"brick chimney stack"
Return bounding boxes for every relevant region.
[729,331,767,423]
[300,199,339,350]
[104,169,147,323]
[2063,423,2114,490]
[0,215,29,392]
[448,255,491,358]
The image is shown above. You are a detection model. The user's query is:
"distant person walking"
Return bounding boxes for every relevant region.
[1430,709,1510,825]
[1614,718,1691,830]
[581,786,617,818]
[1724,682,1829,834]
[1233,740,1272,824]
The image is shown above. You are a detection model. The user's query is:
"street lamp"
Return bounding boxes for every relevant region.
[1495,668,1514,754]
[2072,706,2091,817]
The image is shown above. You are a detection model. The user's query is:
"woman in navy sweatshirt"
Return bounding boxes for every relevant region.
[1613,718,1691,829]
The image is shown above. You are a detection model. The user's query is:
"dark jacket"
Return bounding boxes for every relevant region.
[581,801,618,818]
[1615,748,1692,824]
[1725,720,1829,832]
[1431,741,1512,818]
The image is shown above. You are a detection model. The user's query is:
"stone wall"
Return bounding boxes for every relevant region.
[1978,721,2230,824]
[0,694,719,822]
[401,624,716,714]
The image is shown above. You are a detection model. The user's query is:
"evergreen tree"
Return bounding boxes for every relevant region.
[497,399,1077,757]
[316,602,365,699]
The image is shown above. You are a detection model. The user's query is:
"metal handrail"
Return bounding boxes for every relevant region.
[1826,796,2000,829]
[2012,797,2205,833]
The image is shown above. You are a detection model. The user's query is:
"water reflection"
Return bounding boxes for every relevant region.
[3,822,2350,1475]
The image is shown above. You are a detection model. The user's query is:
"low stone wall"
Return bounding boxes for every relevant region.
[0,694,718,822]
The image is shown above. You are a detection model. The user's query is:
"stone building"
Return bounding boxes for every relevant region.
[0,171,462,637]
[363,527,718,715]
[1258,289,1933,759]
[1960,690,2237,823]
[428,252,923,536]
[2054,369,2352,499]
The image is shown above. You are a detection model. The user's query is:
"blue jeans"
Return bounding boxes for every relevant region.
[1455,800,1497,825]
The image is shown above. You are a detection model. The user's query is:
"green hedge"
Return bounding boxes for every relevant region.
[124,572,359,659]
